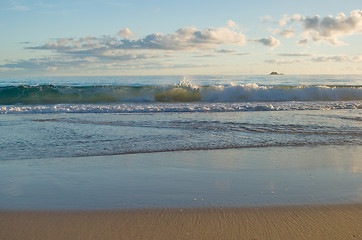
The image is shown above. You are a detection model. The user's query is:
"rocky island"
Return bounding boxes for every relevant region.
[269,71,284,75]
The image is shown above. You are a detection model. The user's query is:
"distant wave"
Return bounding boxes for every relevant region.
[0,84,361,105]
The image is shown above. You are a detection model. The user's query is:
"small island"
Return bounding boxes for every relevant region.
[269,71,284,75]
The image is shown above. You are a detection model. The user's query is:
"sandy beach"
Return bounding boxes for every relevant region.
[1,111,361,240]
[1,204,361,240]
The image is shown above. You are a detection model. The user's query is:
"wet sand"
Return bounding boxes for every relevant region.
[1,204,361,240]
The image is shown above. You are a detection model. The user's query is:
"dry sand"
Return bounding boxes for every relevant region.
[1,204,361,240]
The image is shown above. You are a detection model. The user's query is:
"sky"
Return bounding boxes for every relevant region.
[0,0,362,76]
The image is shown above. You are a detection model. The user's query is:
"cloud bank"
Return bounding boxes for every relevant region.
[28,26,247,54]
[1,23,251,73]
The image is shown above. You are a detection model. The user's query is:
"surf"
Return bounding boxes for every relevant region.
[0,83,361,105]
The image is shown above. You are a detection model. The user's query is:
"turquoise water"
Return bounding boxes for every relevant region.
[0,75,361,209]
[1,75,361,107]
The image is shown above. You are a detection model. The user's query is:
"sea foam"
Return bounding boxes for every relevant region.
[1,101,360,114]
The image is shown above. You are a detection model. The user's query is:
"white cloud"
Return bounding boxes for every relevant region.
[162,26,246,50]
[225,19,243,30]
[118,28,135,39]
[279,9,362,45]
[309,10,362,45]
[226,20,236,28]
[279,14,289,26]
[250,36,280,49]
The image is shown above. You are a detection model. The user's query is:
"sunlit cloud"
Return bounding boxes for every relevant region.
[279,9,362,45]
[118,28,136,39]
[226,20,237,28]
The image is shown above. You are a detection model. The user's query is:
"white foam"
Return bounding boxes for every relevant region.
[1,101,361,114]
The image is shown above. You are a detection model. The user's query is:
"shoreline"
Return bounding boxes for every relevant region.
[1,203,361,240]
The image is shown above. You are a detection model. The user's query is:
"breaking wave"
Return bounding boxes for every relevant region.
[0,83,361,105]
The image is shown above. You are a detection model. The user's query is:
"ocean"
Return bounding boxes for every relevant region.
[0,75,361,209]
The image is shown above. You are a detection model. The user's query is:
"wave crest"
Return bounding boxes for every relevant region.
[0,84,361,104]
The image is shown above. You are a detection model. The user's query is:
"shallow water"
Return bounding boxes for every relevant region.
[0,145,361,210]
[0,110,361,160]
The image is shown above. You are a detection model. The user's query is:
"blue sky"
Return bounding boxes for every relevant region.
[1,0,362,76]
